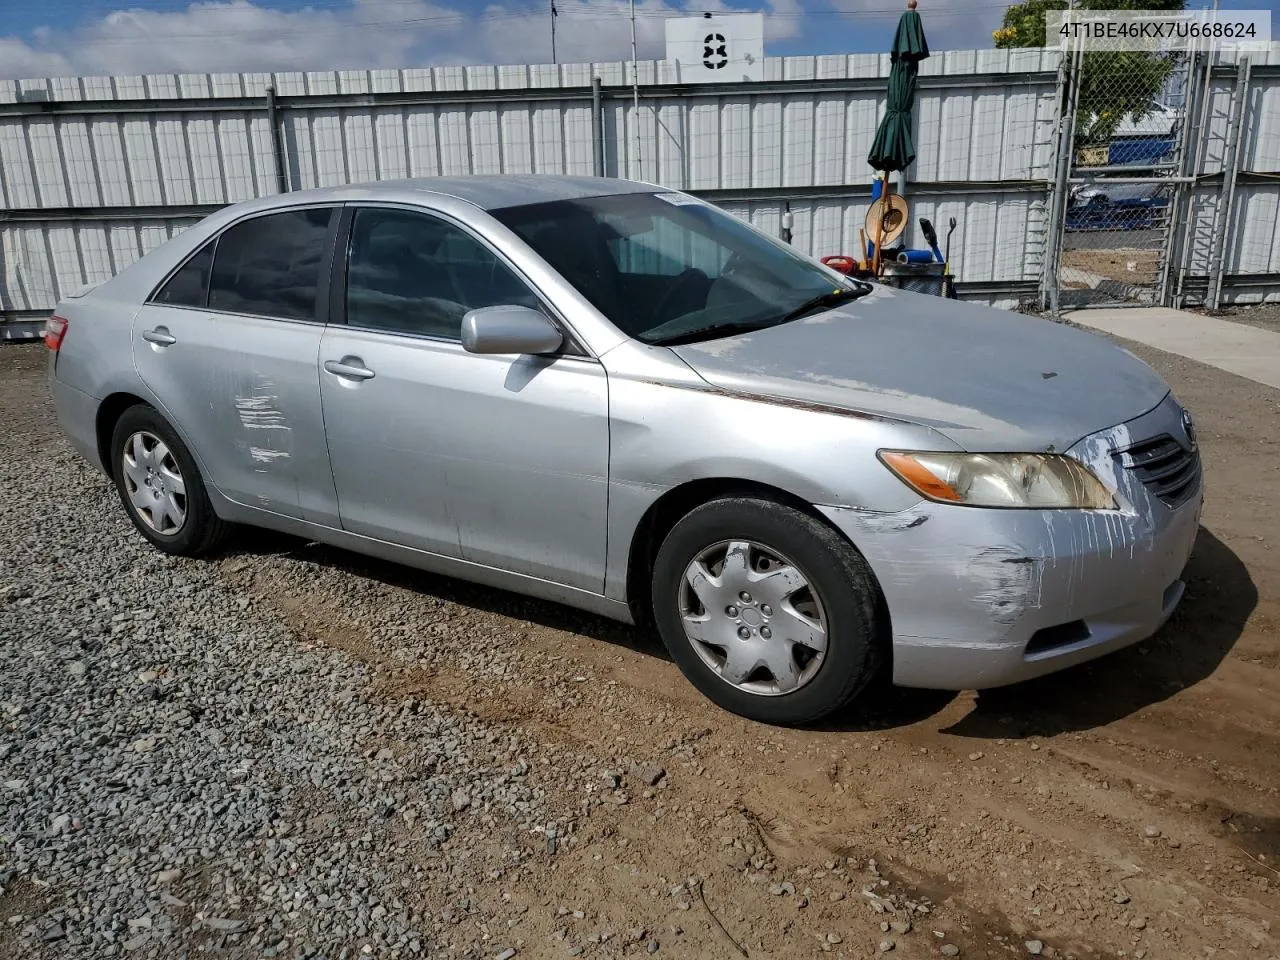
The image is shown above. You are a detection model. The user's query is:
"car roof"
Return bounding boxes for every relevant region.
[237,175,658,215]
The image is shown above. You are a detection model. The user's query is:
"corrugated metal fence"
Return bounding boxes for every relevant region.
[1,48,1063,337]
[1168,46,1280,308]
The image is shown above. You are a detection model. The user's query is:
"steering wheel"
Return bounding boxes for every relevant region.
[651,268,710,326]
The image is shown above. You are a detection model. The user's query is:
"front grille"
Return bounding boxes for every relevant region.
[1114,434,1201,508]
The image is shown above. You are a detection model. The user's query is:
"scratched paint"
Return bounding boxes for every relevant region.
[234,377,293,473]
[234,394,290,431]
[971,545,1045,626]
[634,378,897,424]
[838,505,931,534]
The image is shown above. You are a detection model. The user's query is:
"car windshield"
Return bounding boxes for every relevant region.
[491,192,869,345]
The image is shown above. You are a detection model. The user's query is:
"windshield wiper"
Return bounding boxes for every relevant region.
[778,284,871,324]
[644,318,776,347]
[644,283,872,347]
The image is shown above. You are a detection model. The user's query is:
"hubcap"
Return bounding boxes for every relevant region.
[678,540,828,697]
[121,431,187,536]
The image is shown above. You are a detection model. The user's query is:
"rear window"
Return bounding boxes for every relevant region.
[208,208,334,321]
[153,239,214,308]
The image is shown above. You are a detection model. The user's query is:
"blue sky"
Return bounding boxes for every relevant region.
[1,0,1275,79]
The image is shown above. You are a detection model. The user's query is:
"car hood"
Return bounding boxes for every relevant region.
[670,285,1170,452]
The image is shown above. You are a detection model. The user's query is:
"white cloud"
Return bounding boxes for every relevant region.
[0,37,73,79]
[0,0,806,81]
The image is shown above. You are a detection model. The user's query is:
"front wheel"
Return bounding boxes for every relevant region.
[651,496,885,725]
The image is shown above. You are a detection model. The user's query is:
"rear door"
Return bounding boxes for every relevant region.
[317,204,610,591]
[133,206,341,524]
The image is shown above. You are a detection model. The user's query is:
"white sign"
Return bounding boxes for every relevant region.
[664,13,765,83]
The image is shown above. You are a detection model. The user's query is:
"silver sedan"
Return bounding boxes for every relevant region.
[46,176,1203,725]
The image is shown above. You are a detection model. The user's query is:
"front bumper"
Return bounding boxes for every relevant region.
[820,393,1203,690]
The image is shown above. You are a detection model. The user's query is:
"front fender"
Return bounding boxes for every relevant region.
[602,362,952,601]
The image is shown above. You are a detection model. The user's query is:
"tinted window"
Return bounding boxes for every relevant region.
[153,239,214,307]
[209,208,333,321]
[345,208,539,339]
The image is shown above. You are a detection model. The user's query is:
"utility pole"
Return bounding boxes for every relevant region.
[550,1,558,64]
[630,0,641,177]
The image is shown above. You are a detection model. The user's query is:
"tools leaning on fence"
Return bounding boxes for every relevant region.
[823,212,959,298]
[918,218,945,263]
[874,215,957,297]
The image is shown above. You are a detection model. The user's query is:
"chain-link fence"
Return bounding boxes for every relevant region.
[1043,30,1280,314]
[1046,43,1192,310]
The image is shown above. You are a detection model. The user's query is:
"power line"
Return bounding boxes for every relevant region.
[25,2,1015,46]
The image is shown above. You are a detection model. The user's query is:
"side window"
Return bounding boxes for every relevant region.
[153,238,215,307]
[208,208,333,321]
[345,207,540,339]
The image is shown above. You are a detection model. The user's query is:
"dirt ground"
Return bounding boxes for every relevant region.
[1197,304,1280,335]
[3,336,1278,960]
[1061,248,1161,291]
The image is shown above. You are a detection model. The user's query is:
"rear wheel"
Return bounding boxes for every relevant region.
[109,405,230,557]
[651,496,884,725]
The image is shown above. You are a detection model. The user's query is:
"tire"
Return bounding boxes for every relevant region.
[651,496,884,725]
[109,404,231,557]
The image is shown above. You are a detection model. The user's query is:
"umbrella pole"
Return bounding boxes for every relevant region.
[874,172,891,274]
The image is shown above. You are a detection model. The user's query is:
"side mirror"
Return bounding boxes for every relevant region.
[460,305,564,356]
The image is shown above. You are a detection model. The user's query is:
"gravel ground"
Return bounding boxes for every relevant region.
[0,347,587,958]
[3,338,1278,960]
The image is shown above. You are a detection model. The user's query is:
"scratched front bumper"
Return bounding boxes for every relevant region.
[819,393,1204,691]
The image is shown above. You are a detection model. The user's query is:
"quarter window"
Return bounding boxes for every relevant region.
[153,238,215,308]
[208,208,333,321]
[344,207,539,339]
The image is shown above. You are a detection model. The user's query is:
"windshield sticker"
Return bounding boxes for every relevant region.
[654,192,704,206]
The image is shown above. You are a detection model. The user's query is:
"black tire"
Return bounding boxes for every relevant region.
[651,496,884,726]
[109,404,231,557]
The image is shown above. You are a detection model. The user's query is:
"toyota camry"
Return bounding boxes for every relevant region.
[46,176,1203,725]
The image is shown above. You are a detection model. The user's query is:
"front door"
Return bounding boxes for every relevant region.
[317,204,610,592]
[132,206,340,524]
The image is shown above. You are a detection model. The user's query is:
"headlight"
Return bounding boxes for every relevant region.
[878,451,1117,509]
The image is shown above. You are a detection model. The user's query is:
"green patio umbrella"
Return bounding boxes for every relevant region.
[867,0,930,269]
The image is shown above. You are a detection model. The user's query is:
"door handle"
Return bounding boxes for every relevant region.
[142,327,177,346]
[324,357,376,381]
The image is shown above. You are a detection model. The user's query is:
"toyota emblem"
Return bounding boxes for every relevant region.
[1181,408,1197,450]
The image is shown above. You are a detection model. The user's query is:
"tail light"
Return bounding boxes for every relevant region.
[44,315,68,352]
[821,255,856,275]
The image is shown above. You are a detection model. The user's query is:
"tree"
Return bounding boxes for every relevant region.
[994,0,1185,142]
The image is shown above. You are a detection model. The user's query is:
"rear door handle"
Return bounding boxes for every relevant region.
[142,327,177,346]
[324,357,376,381]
